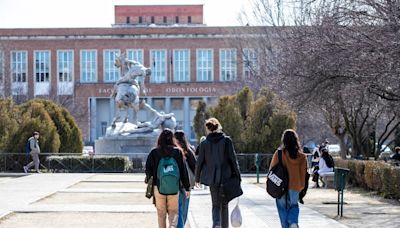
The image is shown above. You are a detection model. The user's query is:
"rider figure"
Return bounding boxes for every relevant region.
[111,59,150,101]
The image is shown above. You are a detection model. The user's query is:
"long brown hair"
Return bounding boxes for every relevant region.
[157,128,179,155]
[174,130,193,156]
[281,129,301,159]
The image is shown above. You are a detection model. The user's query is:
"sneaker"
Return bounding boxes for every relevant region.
[36,170,41,174]
[290,224,298,228]
[23,166,28,174]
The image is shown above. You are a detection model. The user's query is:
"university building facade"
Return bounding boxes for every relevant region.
[0,5,263,144]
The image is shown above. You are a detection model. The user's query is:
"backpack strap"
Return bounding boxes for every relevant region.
[278,149,289,208]
[278,149,283,165]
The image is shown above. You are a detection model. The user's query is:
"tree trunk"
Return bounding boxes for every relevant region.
[337,134,347,159]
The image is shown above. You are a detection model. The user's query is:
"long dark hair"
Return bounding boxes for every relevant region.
[281,129,301,159]
[157,128,178,155]
[321,149,335,168]
[174,130,193,156]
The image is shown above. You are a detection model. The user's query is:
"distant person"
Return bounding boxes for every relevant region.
[269,129,307,228]
[174,130,196,228]
[311,146,320,168]
[391,147,400,165]
[195,118,241,228]
[145,129,190,228]
[312,148,334,188]
[23,132,41,173]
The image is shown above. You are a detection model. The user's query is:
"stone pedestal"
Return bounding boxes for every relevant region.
[95,132,159,156]
[94,122,162,171]
[95,122,160,156]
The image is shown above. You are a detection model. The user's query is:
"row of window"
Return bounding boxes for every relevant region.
[127,16,192,24]
[0,48,259,85]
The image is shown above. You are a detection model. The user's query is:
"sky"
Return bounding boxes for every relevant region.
[0,0,254,28]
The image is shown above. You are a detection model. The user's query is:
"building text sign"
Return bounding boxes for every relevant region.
[165,86,217,94]
[95,84,225,97]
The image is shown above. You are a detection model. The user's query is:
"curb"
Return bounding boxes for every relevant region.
[0,211,12,221]
[0,173,30,177]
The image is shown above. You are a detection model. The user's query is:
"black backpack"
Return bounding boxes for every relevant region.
[266,150,289,198]
[25,139,32,155]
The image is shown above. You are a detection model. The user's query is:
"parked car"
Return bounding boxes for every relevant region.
[378,145,393,161]
[82,146,94,156]
[327,144,341,155]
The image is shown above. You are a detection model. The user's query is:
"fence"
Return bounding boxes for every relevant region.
[0,152,274,174]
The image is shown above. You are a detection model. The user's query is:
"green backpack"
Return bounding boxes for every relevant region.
[157,157,180,195]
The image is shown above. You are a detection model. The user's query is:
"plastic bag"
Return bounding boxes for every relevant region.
[230,198,242,227]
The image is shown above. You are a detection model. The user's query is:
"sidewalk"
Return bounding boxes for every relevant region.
[2,173,396,228]
[0,173,92,218]
[189,178,348,228]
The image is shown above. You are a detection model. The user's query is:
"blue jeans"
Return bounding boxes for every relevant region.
[276,190,300,228]
[177,188,190,228]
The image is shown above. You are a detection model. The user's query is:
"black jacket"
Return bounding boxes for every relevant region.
[145,146,190,191]
[185,146,196,174]
[195,132,241,186]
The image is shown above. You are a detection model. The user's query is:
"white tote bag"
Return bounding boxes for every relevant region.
[231,198,242,227]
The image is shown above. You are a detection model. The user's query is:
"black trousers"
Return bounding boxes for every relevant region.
[210,185,229,228]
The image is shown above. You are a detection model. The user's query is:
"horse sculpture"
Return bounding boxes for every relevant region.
[111,54,151,128]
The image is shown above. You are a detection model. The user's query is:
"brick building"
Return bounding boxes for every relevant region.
[0,5,263,144]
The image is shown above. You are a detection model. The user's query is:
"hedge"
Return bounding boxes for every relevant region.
[46,156,130,173]
[335,158,400,199]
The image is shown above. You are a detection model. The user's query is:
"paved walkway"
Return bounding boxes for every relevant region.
[189,178,348,228]
[0,173,92,218]
[0,173,352,227]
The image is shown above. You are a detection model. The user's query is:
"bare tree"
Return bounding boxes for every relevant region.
[240,0,400,159]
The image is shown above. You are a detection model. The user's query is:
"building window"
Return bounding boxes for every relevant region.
[173,49,190,82]
[126,17,130,24]
[196,49,213,81]
[175,16,179,23]
[57,50,73,83]
[171,98,183,110]
[220,49,237,81]
[11,51,27,83]
[80,50,97,83]
[243,48,258,78]
[101,121,107,136]
[34,51,50,83]
[104,50,120,82]
[150,49,167,83]
[153,98,165,111]
[188,16,192,23]
[139,16,143,24]
[0,51,3,85]
[151,16,155,24]
[127,49,144,64]
[163,16,167,23]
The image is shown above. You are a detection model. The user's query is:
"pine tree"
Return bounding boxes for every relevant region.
[193,100,211,143]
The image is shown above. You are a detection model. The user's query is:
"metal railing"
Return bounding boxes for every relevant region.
[0,152,273,174]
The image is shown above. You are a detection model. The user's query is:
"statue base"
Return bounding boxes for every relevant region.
[95,122,160,157]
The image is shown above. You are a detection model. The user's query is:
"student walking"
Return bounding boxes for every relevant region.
[145,129,190,228]
[23,131,41,173]
[269,129,307,228]
[195,118,241,228]
[174,130,196,228]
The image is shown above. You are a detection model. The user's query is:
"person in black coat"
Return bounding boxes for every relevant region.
[145,128,190,228]
[195,118,241,228]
